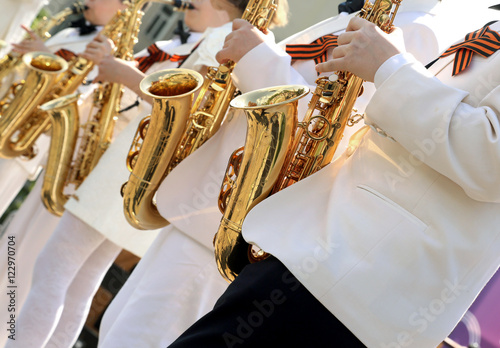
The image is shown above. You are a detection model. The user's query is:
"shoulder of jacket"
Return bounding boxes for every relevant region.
[278,13,357,47]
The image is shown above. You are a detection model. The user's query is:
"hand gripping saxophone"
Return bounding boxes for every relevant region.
[214,0,403,282]
[39,0,194,216]
[121,0,279,230]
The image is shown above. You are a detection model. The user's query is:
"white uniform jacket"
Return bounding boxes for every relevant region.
[242,21,500,348]
[156,2,444,251]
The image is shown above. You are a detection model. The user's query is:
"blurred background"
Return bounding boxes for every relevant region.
[40,0,345,51]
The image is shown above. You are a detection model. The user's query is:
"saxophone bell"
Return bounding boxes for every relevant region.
[215,85,310,282]
[0,52,68,159]
[122,69,204,230]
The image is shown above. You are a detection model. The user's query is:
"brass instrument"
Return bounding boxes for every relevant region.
[216,86,309,281]
[122,69,204,229]
[123,0,278,230]
[214,0,403,282]
[170,0,278,168]
[0,0,192,160]
[0,52,68,159]
[40,92,80,214]
[40,0,194,216]
[0,2,87,87]
[0,10,126,160]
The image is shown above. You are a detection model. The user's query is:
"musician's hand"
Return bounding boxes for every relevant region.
[316,17,405,82]
[94,56,150,101]
[216,19,268,64]
[11,25,51,54]
[93,56,139,84]
[80,34,114,64]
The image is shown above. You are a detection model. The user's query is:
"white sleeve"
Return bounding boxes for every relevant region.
[366,58,500,203]
[189,25,232,72]
[374,53,418,88]
[232,41,311,93]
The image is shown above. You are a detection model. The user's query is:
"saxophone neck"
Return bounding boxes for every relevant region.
[34,2,88,41]
[243,0,278,30]
[360,0,402,32]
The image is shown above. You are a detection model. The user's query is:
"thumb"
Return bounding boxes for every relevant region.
[93,33,106,43]
[215,48,230,64]
[232,18,251,31]
[316,60,341,74]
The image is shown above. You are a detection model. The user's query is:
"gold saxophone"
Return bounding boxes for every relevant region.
[40,0,194,216]
[0,1,87,87]
[122,0,279,230]
[0,52,69,159]
[122,69,204,229]
[214,0,403,282]
[0,9,126,160]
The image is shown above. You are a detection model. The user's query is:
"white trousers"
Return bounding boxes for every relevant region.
[0,177,58,347]
[98,225,229,347]
[4,212,121,348]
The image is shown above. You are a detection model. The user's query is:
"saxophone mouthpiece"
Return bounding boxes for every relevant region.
[172,0,195,10]
[71,2,89,15]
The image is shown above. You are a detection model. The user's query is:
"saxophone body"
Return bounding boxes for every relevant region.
[41,0,193,216]
[0,10,125,160]
[272,73,363,192]
[122,69,204,229]
[0,1,87,84]
[40,2,141,216]
[122,0,278,230]
[275,0,401,191]
[215,86,309,281]
[40,92,80,215]
[170,0,278,168]
[0,52,68,159]
[214,0,403,282]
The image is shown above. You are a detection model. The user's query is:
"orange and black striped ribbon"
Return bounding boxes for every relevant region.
[285,34,339,65]
[440,25,500,76]
[54,48,77,62]
[135,43,189,73]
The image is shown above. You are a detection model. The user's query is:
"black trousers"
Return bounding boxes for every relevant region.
[168,256,366,348]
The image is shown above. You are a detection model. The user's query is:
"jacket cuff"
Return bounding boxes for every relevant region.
[374,52,418,89]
